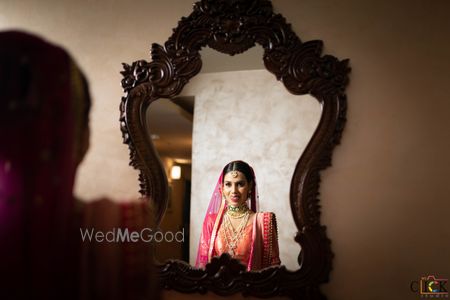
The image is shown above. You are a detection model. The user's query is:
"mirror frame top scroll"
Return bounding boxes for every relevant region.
[120,0,350,299]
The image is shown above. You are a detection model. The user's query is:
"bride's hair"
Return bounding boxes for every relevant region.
[222,160,254,184]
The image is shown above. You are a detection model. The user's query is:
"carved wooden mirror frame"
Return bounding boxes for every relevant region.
[120,0,350,298]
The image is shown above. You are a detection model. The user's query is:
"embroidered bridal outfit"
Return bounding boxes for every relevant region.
[195,161,281,271]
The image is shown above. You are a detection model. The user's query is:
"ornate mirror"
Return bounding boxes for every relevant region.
[120,0,350,298]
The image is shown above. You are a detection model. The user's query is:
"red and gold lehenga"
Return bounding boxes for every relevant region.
[195,165,281,271]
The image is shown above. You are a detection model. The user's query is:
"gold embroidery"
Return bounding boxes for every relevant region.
[268,213,273,265]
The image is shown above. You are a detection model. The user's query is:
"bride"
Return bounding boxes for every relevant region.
[195,160,281,271]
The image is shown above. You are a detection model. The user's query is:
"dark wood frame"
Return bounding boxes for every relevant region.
[120,0,350,299]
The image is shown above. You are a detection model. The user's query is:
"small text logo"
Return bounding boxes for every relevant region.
[411,275,448,298]
[80,227,185,243]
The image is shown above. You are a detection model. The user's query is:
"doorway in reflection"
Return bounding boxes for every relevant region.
[147,97,193,262]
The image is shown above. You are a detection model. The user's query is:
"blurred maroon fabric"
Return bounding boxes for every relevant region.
[0,31,156,300]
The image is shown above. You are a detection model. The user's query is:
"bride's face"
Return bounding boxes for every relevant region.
[222,170,251,207]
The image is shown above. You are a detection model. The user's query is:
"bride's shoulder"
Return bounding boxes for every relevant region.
[205,212,218,222]
[256,211,277,217]
[255,211,278,222]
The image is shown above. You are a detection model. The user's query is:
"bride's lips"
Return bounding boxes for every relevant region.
[230,195,240,201]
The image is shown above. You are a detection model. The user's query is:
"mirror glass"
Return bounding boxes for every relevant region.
[147,45,322,270]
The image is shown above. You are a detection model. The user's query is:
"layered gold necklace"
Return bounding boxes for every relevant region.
[221,204,250,256]
[226,203,250,218]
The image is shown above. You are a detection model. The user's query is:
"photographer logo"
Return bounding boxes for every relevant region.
[410,275,448,298]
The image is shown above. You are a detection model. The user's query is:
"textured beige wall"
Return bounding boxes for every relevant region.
[183,70,321,269]
[1,0,450,299]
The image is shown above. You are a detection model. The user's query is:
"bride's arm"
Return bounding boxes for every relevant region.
[195,214,215,268]
[269,213,281,266]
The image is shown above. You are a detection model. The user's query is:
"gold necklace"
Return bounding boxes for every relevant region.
[221,211,250,256]
[226,203,249,219]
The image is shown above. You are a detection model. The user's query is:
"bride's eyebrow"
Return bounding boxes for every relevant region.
[224,180,245,184]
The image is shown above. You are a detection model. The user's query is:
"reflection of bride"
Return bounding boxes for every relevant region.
[195,161,281,271]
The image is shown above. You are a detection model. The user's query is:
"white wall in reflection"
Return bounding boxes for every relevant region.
[183,69,322,270]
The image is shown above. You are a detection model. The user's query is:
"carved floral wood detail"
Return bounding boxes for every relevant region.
[120,0,350,299]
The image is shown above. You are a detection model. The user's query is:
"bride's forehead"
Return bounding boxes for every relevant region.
[223,171,246,181]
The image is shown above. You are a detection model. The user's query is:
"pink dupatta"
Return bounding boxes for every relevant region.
[195,162,259,270]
